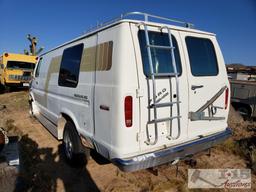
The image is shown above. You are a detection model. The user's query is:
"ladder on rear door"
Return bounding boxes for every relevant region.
[139,23,182,145]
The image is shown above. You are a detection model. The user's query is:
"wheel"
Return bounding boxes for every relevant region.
[0,80,4,90]
[237,106,250,118]
[63,121,88,166]
[29,100,34,117]
[4,85,10,92]
[0,83,4,92]
[28,99,37,118]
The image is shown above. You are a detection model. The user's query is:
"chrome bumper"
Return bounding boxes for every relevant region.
[112,128,232,172]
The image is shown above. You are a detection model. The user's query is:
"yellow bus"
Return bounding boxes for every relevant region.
[0,53,37,89]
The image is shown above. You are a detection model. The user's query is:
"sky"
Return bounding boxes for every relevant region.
[0,0,255,65]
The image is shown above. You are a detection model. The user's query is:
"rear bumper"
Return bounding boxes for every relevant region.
[112,128,232,172]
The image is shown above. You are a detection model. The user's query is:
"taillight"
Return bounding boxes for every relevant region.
[225,88,229,109]
[124,96,133,127]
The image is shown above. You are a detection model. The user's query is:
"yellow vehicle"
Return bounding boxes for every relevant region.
[0,53,37,88]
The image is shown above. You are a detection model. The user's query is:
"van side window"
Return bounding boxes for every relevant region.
[58,43,84,88]
[186,37,218,76]
[138,30,182,76]
[35,58,42,77]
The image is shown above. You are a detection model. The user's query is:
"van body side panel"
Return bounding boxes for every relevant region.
[94,23,140,158]
[32,36,98,138]
[33,50,62,126]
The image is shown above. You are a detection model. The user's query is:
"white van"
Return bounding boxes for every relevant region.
[29,12,231,172]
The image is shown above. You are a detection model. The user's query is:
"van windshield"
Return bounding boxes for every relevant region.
[138,30,182,76]
[7,61,35,70]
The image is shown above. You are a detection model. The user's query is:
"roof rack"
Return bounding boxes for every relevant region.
[86,12,194,33]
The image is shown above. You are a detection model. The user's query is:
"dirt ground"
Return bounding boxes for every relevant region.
[0,90,256,192]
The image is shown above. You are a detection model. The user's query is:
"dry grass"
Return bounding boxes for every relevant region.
[1,91,256,191]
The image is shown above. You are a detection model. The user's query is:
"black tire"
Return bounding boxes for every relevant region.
[0,83,4,93]
[237,106,251,118]
[63,121,88,166]
[29,100,34,117]
[4,85,10,93]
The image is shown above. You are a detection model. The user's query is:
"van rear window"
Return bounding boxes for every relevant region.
[58,43,84,88]
[138,30,182,77]
[186,37,218,76]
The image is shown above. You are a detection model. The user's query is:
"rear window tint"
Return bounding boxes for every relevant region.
[186,37,218,76]
[58,43,84,88]
[138,30,182,77]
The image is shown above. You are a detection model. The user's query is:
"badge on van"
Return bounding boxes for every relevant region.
[74,94,88,101]
[149,88,169,104]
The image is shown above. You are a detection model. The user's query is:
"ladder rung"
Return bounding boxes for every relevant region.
[152,73,178,77]
[149,101,180,108]
[147,45,174,50]
[148,116,181,124]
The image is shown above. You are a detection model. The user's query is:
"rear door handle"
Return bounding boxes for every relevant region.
[191,85,204,90]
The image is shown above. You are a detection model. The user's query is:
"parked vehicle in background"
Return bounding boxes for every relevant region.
[230,79,256,118]
[0,53,37,89]
[226,64,256,81]
[30,12,231,172]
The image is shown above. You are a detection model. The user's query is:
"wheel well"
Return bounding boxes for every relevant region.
[57,113,75,140]
[61,113,73,123]
[59,113,95,151]
[231,102,252,116]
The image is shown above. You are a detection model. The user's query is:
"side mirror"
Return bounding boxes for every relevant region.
[0,64,4,69]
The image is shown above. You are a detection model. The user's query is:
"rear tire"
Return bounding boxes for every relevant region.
[63,121,88,166]
[237,106,251,119]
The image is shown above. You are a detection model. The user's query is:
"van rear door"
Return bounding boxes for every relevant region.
[130,24,189,152]
[180,32,229,139]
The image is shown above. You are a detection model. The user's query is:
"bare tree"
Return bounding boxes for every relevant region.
[24,34,44,56]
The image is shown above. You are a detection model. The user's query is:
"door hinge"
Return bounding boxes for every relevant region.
[136,88,144,98]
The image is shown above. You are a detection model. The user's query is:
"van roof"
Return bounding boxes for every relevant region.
[124,19,215,36]
[41,12,215,56]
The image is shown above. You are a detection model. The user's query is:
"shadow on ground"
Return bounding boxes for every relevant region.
[15,135,99,192]
[0,86,28,95]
